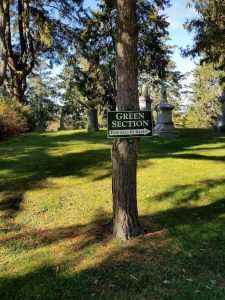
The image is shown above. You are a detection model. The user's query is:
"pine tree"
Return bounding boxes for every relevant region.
[73,0,171,110]
[111,0,143,240]
[187,63,223,128]
[184,0,225,86]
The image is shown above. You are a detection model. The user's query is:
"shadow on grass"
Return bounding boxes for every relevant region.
[0,128,225,225]
[0,178,225,299]
[0,148,111,220]
[153,178,225,205]
[0,129,225,299]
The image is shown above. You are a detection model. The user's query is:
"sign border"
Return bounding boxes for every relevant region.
[107,110,153,139]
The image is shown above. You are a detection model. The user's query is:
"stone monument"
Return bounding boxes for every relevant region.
[139,83,152,111]
[153,84,179,138]
[216,90,225,133]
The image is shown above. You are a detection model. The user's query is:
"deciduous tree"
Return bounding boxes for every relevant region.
[2,0,82,103]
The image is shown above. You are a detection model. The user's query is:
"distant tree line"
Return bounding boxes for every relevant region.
[1,0,225,139]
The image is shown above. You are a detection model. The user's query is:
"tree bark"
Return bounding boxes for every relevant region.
[59,107,66,130]
[3,0,34,102]
[0,1,7,85]
[112,0,142,240]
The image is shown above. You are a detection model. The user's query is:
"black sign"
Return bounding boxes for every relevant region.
[107,110,153,138]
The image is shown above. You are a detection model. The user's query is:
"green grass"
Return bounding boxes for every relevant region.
[0,128,225,299]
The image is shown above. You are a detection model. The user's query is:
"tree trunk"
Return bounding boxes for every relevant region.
[0,1,7,85]
[59,107,66,130]
[112,0,142,240]
[4,74,26,103]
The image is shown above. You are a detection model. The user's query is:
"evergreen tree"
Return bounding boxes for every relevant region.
[112,0,142,240]
[187,63,222,128]
[57,66,86,130]
[73,0,171,110]
[27,65,58,131]
[184,0,225,86]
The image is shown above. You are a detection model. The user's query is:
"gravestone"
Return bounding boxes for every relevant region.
[153,84,179,138]
[216,90,225,133]
[139,83,152,111]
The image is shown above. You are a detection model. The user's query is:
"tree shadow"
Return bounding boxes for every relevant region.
[152,178,225,205]
[171,153,225,162]
[0,128,225,226]
[0,194,225,299]
[1,127,225,298]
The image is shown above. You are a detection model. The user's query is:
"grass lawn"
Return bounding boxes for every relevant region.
[0,128,225,299]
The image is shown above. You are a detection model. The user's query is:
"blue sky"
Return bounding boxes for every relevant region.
[83,0,198,75]
[164,0,198,74]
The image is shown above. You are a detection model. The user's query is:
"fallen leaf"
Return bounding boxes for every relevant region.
[186,278,193,282]
[163,280,170,285]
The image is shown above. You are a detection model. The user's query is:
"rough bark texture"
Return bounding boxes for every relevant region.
[0,1,7,85]
[112,0,142,240]
[4,0,34,103]
[59,108,66,130]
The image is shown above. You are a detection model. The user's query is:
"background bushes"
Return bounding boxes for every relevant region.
[0,99,33,140]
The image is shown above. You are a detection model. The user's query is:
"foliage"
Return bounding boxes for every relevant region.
[72,0,172,109]
[184,0,225,85]
[57,65,86,130]
[143,63,185,127]
[0,99,28,139]
[0,129,225,298]
[186,64,222,128]
[1,0,83,102]
[27,67,59,131]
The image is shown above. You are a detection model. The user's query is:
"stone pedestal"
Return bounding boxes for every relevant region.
[87,108,99,133]
[153,84,179,138]
[216,91,225,132]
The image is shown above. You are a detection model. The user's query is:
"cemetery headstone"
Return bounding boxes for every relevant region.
[153,84,179,138]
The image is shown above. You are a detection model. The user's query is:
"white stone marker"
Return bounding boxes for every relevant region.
[153,84,179,138]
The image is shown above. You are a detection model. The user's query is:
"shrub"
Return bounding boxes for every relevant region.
[0,99,28,139]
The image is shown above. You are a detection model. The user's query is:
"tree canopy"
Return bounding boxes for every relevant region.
[184,0,225,86]
[0,0,83,102]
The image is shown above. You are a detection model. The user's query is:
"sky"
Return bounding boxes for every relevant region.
[83,0,198,76]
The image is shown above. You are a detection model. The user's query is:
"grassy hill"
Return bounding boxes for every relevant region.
[0,129,225,299]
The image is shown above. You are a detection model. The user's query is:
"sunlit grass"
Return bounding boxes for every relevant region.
[0,129,225,299]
